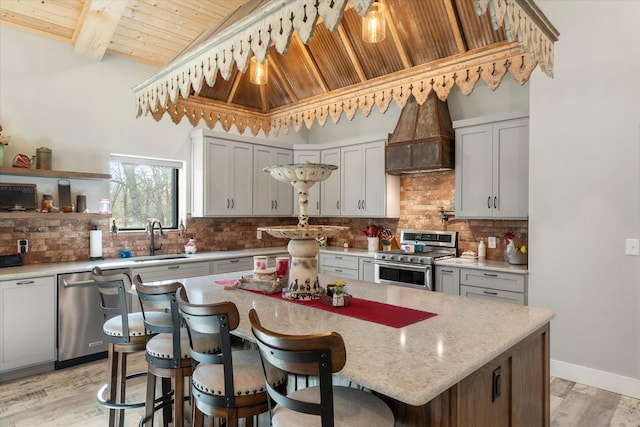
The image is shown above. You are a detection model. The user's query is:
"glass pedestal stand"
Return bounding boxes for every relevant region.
[258,164,348,300]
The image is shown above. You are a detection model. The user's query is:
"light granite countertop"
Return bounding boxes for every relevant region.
[435,257,528,274]
[182,271,553,406]
[0,247,289,281]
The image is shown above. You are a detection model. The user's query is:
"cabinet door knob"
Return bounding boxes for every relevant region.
[227,199,230,209]
[494,196,497,209]
[274,200,277,209]
[362,199,365,210]
[487,196,491,209]
[231,199,235,208]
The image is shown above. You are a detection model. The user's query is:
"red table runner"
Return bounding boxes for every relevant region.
[215,280,437,328]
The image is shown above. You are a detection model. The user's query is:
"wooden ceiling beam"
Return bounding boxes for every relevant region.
[336,24,367,83]
[443,0,468,54]
[293,34,330,93]
[227,71,243,104]
[385,11,412,69]
[267,52,299,103]
[73,0,127,60]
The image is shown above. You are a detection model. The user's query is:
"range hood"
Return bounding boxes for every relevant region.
[385,92,455,174]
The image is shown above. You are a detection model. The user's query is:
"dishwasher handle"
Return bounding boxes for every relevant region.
[62,279,97,287]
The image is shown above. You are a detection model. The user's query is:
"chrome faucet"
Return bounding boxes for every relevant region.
[147,220,163,256]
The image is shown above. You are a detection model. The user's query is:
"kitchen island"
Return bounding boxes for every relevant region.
[181,272,554,427]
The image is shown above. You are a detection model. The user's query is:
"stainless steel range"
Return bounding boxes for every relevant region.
[374,230,457,290]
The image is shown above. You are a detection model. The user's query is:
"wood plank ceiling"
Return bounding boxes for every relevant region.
[0,0,559,136]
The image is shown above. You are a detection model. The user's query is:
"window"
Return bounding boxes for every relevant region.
[109,155,182,230]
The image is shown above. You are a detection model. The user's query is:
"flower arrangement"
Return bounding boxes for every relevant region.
[323,280,351,307]
[362,224,381,238]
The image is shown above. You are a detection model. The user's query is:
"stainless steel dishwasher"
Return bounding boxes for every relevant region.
[56,268,131,369]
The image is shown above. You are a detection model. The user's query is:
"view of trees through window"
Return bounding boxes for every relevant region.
[110,158,179,230]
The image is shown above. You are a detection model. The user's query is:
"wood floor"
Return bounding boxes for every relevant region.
[1,353,638,426]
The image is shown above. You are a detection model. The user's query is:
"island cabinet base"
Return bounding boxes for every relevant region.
[381,323,550,427]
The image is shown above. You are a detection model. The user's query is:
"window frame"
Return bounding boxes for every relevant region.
[109,154,185,232]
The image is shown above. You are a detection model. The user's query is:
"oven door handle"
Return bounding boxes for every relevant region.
[374,261,431,273]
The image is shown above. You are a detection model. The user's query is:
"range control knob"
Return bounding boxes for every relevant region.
[397,255,405,262]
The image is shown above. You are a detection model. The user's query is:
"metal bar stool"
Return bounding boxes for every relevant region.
[134,276,220,427]
[92,266,168,427]
[249,308,395,427]
[176,287,286,427]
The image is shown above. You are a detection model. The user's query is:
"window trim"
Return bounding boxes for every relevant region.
[109,154,185,231]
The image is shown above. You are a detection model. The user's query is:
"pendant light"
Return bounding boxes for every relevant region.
[250,57,268,85]
[362,1,386,43]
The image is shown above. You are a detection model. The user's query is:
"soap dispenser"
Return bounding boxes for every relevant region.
[120,241,132,258]
[478,238,486,259]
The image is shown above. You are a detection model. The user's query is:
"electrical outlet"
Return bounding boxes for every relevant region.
[488,236,497,249]
[257,230,263,239]
[18,239,28,254]
[626,238,639,256]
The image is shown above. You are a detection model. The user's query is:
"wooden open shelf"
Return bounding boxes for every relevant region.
[0,167,111,180]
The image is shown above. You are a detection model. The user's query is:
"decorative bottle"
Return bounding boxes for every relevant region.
[478,238,486,259]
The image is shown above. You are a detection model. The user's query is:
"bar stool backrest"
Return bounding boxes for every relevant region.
[92,266,133,345]
[176,287,238,407]
[248,308,347,427]
[133,275,184,369]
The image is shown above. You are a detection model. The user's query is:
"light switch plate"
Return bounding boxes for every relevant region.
[488,236,497,249]
[626,238,639,256]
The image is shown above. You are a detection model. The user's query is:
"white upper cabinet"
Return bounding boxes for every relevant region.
[293,150,320,216]
[320,148,341,216]
[341,141,398,217]
[192,135,253,217]
[454,116,529,219]
[253,146,293,216]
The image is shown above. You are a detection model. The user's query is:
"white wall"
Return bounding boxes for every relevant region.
[530,1,640,398]
[0,26,305,212]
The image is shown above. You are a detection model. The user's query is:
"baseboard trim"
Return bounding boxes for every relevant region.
[551,359,640,399]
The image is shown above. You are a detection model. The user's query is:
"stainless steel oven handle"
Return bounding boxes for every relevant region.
[374,260,430,273]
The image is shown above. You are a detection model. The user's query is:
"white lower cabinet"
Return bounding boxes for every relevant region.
[318,253,360,280]
[132,261,211,283]
[435,266,461,295]
[319,253,376,282]
[0,276,55,372]
[459,268,527,305]
[211,257,253,274]
[359,257,375,282]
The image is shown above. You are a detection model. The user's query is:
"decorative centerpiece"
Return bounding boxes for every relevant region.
[504,230,528,265]
[321,280,352,307]
[259,163,348,300]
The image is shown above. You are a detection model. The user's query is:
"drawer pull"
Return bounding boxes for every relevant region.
[229,259,240,263]
[335,269,343,272]
[16,280,35,285]
[442,269,454,273]
[483,273,498,277]
[483,290,498,295]
[168,265,180,270]
[335,256,342,260]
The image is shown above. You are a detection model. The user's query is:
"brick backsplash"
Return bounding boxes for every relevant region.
[0,170,527,264]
